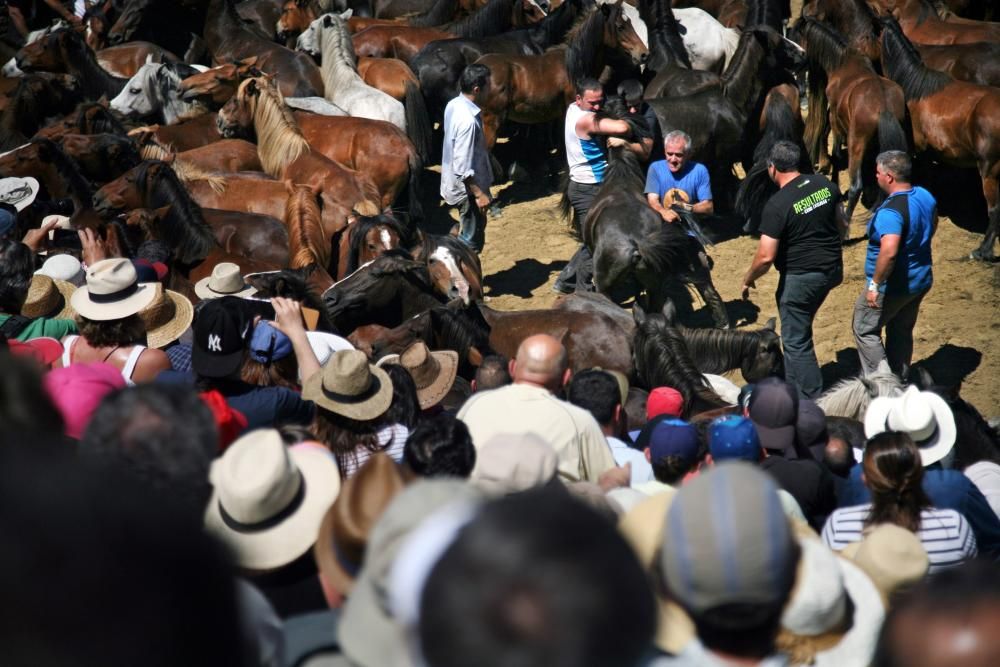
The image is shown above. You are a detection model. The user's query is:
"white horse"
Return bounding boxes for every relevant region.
[816,362,904,422]
[673,8,740,73]
[301,13,406,129]
[111,62,212,124]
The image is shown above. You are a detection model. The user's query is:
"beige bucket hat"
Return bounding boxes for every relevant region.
[70,258,157,321]
[303,349,393,421]
[194,262,257,300]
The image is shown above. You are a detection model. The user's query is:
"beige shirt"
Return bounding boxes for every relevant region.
[457,383,617,484]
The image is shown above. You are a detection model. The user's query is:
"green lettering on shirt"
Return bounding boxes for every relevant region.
[791,187,832,215]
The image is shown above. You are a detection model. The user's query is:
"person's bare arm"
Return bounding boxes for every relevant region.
[270,297,321,383]
[691,199,713,215]
[576,114,630,137]
[647,192,678,223]
[867,234,900,308]
[741,234,779,299]
[132,348,173,383]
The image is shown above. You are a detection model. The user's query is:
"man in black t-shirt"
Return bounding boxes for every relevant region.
[740,141,847,399]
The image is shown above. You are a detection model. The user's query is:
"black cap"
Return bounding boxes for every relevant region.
[192,297,250,379]
[747,378,799,457]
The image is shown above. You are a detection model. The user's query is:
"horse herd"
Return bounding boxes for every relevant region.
[0,0,996,421]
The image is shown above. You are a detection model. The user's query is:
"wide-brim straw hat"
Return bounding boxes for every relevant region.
[195,262,257,300]
[376,341,458,410]
[864,385,956,466]
[139,283,194,349]
[21,274,76,320]
[314,453,407,597]
[205,431,341,572]
[70,258,157,321]
[303,349,393,421]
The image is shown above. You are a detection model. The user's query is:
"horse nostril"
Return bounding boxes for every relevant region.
[640,52,649,63]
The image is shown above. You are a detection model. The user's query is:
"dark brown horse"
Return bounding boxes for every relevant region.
[57,132,142,184]
[332,210,410,279]
[475,1,648,148]
[35,101,127,141]
[412,232,484,304]
[880,16,1000,261]
[797,17,908,218]
[351,25,455,63]
[15,29,128,99]
[800,0,882,61]
[0,74,82,150]
[915,41,1000,87]
[881,0,1000,45]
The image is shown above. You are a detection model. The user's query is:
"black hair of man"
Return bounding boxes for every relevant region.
[0,238,35,314]
[767,140,801,173]
[473,354,511,392]
[823,437,855,477]
[826,416,866,451]
[80,384,218,520]
[874,560,1000,667]
[420,485,656,667]
[876,150,912,184]
[459,64,491,94]
[695,600,794,659]
[566,369,620,427]
[403,412,477,478]
[617,79,644,107]
[575,77,603,97]
[0,448,245,666]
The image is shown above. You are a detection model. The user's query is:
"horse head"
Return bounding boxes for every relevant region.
[739,317,785,383]
[602,0,649,66]
[425,237,483,305]
[93,161,144,216]
[347,210,404,270]
[108,0,152,45]
[217,77,258,138]
[294,13,324,56]
[15,31,65,72]
[178,58,260,106]
[111,63,160,117]
[368,311,433,361]
[279,0,319,43]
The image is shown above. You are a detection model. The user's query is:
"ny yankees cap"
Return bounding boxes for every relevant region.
[192,296,252,379]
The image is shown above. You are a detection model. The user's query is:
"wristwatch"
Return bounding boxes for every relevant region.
[867,279,879,292]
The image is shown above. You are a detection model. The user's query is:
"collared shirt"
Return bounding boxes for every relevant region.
[608,436,655,487]
[457,383,617,484]
[440,94,492,205]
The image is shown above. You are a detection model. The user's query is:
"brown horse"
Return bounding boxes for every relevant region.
[95,41,181,78]
[412,232,484,304]
[331,210,409,279]
[127,113,224,152]
[175,58,262,107]
[352,25,455,63]
[797,17,908,218]
[93,160,291,267]
[357,57,420,101]
[203,0,325,97]
[881,0,1000,44]
[84,0,119,50]
[916,41,1000,87]
[217,76,382,239]
[132,131,264,173]
[34,101,127,141]
[57,132,142,183]
[284,182,335,284]
[880,16,1000,261]
[15,28,127,99]
[800,0,882,61]
[475,1,648,148]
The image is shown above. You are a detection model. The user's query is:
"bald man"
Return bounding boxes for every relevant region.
[457,335,617,484]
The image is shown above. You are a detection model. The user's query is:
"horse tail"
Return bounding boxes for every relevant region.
[403,80,433,165]
[405,147,425,226]
[861,110,908,209]
[803,62,829,168]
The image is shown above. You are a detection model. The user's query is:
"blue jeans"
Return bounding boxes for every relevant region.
[456,193,486,253]
[776,269,842,399]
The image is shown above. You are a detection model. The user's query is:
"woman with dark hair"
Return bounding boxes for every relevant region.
[0,238,77,341]
[383,363,421,430]
[822,431,977,572]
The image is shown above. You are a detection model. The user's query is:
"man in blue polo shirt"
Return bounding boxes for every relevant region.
[852,150,937,377]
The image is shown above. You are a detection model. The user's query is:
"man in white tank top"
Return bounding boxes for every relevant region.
[554,78,635,294]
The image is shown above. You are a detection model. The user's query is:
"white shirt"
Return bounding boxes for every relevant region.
[457,383,617,484]
[965,461,1000,520]
[608,436,655,487]
[440,94,492,205]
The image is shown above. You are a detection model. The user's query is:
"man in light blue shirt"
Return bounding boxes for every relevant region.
[440,64,494,253]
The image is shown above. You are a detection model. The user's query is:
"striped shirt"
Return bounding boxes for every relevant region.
[822,504,977,572]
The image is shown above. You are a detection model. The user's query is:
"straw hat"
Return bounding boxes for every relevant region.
[303,350,393,421]
[864,386,956,466]
[138,283,194,349]
[21,274,76,320]
[70,258,157,321]
[205,430,341,572]
[377,341,458,410]
[314,453,407,596]
[194,262,257,300]
[0,176,39,211]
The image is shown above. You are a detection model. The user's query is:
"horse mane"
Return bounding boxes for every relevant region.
[0,79,43,148]
[239,77,309,176]
[31,138,94,202]
[746,0,782,31]
[816,366,903,420]
[635,222,690,276]
[407,0,460,27]
[800,17,872,75]
[632,311,724,410]
[347,213,409,274]
[603,144,646,189]
[720,28,767,110]
[138,140,172,161]
[76,102,127,136]
[913,0,939,25]
[285,184,329,269]
[532,0,581,47]
[429,306,492,361]
[318,13,360,97]
[137,136,229,194]
[563,6,605,82]
[449,0,514,39]
[879,16,951,100]
[640,0,692,69]
[134,160,217,265]
[676,326,769,376]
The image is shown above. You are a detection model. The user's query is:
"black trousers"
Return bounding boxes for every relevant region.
[555,181,601,292]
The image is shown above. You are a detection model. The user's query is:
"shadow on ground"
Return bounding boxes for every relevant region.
[486,258,567,298]
[912,344,983,390]
[820,347,863,389]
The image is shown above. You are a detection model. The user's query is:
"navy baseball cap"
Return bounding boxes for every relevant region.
[709,416,761,462]
[639,416,700,465]
[0,206,16,238]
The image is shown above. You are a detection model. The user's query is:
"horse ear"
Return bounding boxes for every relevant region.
[347,209,360,225]
[632,301,647,326]
[340,8,354,18]
[284,178,296,195]
[323,14,334,26]
[153,204,172,220]
[763,317,776,331]
[240,56,259,67]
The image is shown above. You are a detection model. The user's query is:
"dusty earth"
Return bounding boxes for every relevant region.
[422,160,1000,415]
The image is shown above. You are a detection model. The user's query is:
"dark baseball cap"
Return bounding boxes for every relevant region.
[795,399,828,452]
[708,416,760,462]
[638,416,700,466]
[748,378,799,457]
[192,297,251,379]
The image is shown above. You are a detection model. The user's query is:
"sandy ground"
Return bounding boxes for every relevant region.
[418,0,1000,415]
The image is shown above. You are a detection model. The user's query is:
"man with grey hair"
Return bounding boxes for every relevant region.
[644,130,728,329]
[852,150,937,377]
[741,140,846,399]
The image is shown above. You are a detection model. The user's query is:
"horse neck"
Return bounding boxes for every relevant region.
[880,21,950,100]
[320,24,364,92]
[721,34,766,112]
[205,0,246,48]
[251,92,310,177]
[407,0,460,27]
[634,318,717,406]
[683,327,759,375]
[564,10,606,83]
[148,167,218,264]
[535,0,577,46]
[604,147,645,190]
[450,0,513,38]
[647,0,691,68]
[286,190,329,269]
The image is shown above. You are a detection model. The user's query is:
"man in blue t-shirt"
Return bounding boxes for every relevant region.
[643,130,728,329]
[852,150,937,378]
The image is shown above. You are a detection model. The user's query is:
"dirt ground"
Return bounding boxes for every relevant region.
[419,0,1000,415]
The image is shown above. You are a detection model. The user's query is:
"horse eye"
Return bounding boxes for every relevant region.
[129,87,141,94]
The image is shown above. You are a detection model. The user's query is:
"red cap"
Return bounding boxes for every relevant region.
[8,337,63,366]
[199,389,248,452]
[646,387,684,420]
